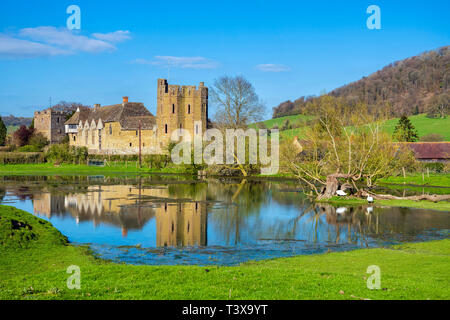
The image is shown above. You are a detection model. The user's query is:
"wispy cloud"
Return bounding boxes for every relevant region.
[0,35,69,58]
[0,26,131,58]
[255,64,291,72]
[132,56,220,69]
[92,30,131,43]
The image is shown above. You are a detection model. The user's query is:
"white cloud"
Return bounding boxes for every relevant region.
[0,35,69,58]
[255,64,291,72]
[0,26,131,58]
[92,30,131,43]
[132,56,219,69]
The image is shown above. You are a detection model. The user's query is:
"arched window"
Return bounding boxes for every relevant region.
[165,124,168,134]
[109,124,112,135]
[172,104,175,113]
[187,104,191,114]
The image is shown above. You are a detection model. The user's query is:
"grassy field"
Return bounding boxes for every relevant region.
[1,205,449,300]
[256,113,450,141]
[319,196,450,212]
[378,173,450,187]
[252,114,314,140]
[382,114,450,141]
[6,125,18,134]
[0,163,187,175]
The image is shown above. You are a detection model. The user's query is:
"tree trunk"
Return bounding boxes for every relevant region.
[318,175,339,199]
[361,190,450,202]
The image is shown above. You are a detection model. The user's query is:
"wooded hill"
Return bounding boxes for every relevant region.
[273,46,449,118]
[1,115,32,127]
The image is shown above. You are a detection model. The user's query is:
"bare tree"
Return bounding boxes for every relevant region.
[211,75,265,128]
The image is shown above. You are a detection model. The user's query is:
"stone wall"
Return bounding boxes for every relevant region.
[69,121,162,154]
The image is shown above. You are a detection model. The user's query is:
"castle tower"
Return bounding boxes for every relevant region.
[34,109,68,144]
[156,79,208,149]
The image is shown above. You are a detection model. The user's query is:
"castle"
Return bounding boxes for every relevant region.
[34,108,71,144]
[62,79,208,154]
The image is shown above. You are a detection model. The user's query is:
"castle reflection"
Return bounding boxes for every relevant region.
[32,184,207,246]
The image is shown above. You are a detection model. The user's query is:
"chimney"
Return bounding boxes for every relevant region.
[123,96,129,104]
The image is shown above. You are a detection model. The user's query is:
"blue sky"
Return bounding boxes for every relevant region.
[0,0,449,119]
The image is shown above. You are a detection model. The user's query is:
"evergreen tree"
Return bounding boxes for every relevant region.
[0,116,7,146]
[393,115,418,142]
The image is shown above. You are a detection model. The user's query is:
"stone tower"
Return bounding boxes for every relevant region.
[156,79,208,148]
[34,109,68,144]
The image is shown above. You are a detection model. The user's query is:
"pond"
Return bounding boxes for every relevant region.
[1,175,449,266]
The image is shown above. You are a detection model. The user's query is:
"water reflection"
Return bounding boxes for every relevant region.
[1,175,449,265]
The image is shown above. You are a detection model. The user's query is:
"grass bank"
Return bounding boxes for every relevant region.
[0,163,187,176]
[378,173,450,188]
[319,196,450,212]
[1,205,449,300]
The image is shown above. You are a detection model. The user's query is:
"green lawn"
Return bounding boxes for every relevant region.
[0,163,187,176]
[319,196,450,212]
[378,173,450,187]
[1,205,449,300]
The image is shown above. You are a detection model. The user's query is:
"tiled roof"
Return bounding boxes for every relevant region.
[402,142,450,159]
[65,102,155,130]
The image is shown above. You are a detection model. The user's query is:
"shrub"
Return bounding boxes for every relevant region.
[12,126,34,147]
[422,162,445,173]
[45,144,88,164]
[28,133,49,150]
[0,152,45,164]
[17,145,41,152]
[143,154,169,169]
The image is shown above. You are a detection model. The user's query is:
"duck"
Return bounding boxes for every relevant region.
[336,190,347,196]
[367,195,374,203]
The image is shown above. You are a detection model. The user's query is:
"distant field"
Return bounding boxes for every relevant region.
[382,114,450,141]
[252,114,314,139]
[6,126,18,134]
[255,113,450,141]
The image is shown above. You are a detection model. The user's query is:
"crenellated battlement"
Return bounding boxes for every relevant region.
[156,78,208,145]
[158,79,207,97]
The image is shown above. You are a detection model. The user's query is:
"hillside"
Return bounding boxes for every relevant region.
[1,115,32,128]
[273,46,450,118]
[257,114,450,141]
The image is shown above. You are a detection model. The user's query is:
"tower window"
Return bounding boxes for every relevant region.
[172,104,175,113]
[165,124,168,134]
[109,124,112,135]
[73,135,76,141]
[179,123,182,129]
[187,104,191,114]
[129,143,132,147]
[136,130,138,136]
